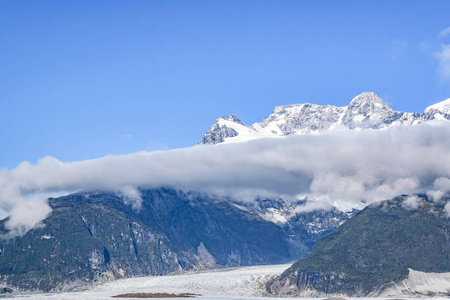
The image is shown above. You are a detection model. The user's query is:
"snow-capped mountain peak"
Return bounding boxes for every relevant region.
[347,91,392,112]
[341,92,394,129]
[198,92,450,145]
[424,98,450,115]
[219,113,245,126]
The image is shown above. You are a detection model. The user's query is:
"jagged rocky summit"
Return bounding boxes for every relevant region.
[266,193,450,297]
[199,92,450,145]
[0,188,348,292]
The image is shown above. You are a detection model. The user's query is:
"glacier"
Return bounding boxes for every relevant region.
[12,264,450,299]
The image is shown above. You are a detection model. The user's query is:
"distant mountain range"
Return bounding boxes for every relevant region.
[199,92,450,145]
[0,189,348,292]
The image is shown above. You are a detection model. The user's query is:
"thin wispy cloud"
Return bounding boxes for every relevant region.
[439,26,450,37]
[391,39,408,60]
[147,141,170,151]
[436,44,450,86]
[434,26,450,86]
[421,27,450,86]
[1,121,450,236]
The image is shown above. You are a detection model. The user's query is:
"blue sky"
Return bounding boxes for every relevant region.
[1,0,450,169]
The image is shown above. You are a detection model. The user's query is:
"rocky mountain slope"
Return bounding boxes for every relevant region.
[0,188,348,292]
[199,92,450,145]
[239,198,352,259]
[267,193,450,297]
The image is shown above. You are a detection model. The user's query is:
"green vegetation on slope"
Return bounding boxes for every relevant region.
[0,188,292,291]
[269,194,450,296]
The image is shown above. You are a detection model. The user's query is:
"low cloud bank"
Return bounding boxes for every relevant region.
[1,121,450,235]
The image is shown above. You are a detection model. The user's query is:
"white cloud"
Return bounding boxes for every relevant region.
[433,177,450,191]
[427,190,445,202]
[436,44,450,85]
[118,185,143,211]
[376,177,419,200]
[445,202,450,218]
[147,141,170,151]
[402,195,421,210]
[426,27,450,86]
[428,177,450,202]
[0,208,7,220]
[2,121,450,235]
[310,173,365,202]
[293,201,332,214]
[439,27,450,37]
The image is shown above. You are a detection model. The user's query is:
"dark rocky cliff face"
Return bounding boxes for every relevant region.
[0,188,351,292]
[1,188,346,292]
[0,190,181,291]
[267,194,450,297]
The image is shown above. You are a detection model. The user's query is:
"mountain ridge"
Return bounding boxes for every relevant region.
[266,193,450,297]
[199,92,450,145]
[0,188,348,292]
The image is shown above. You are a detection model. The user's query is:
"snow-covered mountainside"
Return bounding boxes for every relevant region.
[234,198,352,259]
[199,92,450,145]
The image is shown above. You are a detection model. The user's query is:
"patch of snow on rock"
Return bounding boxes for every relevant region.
[379,268,450,296]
